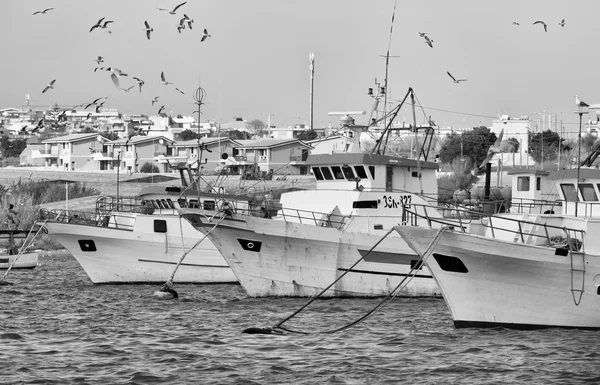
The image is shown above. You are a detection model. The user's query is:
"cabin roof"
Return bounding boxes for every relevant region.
[548,168,600,181]
[304,153,439,170]
[507,168,551,176]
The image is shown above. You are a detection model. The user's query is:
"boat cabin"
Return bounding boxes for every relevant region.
[305,152,438,196]
[508,168,600,217]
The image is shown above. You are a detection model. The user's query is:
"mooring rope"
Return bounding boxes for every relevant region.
[267,227,447,335]
[160,213,228,292]
[0,220,48,284]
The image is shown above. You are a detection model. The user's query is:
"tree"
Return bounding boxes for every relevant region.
[228,130,251,140]
[178,129,202,141]
[296,129,318,141]
[140,162,159,173]
[528,130,568,164]
[439,126,497,168]
[0,136,27,158]
[502,137,520,153]
[100,131,119,141]
[582,133,598,155]
[246,119,267,136]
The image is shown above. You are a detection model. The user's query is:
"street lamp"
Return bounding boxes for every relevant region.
[575,107,588,217]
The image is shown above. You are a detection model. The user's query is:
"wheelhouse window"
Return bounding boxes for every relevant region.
[536,177,541,191]
[354,166,368,179]
[517,176,530,191]
[560,183,579,202]
[579,184,597,202]
[342,165,355,180]
[312,167,324,180]
[331,166,345,180]
[369,166,375,179]
[321,167,334,180]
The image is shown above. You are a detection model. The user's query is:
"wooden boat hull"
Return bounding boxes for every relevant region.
[42,215,237,284]
[396,226,600,329]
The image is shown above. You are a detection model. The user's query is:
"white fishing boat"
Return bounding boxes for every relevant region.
[0,251,39,269]
[396,166,600,329]
[0,230,39,270]
[40,165,251,284]
[180,88,448,297]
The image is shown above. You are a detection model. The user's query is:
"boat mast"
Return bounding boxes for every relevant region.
[380,0,398,156]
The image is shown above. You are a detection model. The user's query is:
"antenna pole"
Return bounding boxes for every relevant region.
[309,53,315,131]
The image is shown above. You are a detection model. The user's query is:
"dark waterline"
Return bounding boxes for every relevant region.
[2,253,599,384]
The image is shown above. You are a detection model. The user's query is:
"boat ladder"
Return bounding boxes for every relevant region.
[513,216,536,244]
[568,233,586,306]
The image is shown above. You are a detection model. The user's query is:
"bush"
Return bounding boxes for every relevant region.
[140,162,160,173]
[1,158,20,167]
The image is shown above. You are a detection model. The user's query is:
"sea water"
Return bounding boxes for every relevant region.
[2,253,599,384]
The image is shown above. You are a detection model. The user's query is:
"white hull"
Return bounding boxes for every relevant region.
[187,214,440,297]
[0,252,39,269]
[397,226,600,329]
[43,215,237,284]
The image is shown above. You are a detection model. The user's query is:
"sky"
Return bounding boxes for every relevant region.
[2,0,599,132]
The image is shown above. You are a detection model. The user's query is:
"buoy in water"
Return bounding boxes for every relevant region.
[153,281,178,300]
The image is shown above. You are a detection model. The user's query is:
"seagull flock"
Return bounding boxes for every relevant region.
[34,1,212,131]
[420,18,567,86]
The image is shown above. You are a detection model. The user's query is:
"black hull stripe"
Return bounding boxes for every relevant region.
[137,259,229,268]
[454,320,600,330]
[0,266,37,270]
[337,268,433,279]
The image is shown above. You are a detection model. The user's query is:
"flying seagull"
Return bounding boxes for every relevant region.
[423,35,433,48]
[33,8,53,15]
[160,71,173,85]
[176,20,185,34]
[175,87,185,95]
[158,105,165,115]
[90,17,105,32]
[418,32,428,37]
[120,85,135,92]
[184,15,194,29]
[152,96,159,106]
[94,66,105,72]
[84,96,107,110]
[133,77,145,92]
[144,21,153,40]
[31,118,45,133]
[94,56,104,65]
[559,18,566,27]
[157,2,187,15]
[42,79,56,93]
[106,67,128,89]
[447,71,467,83]
[533,20,547,32]
[95,101,106,113]
[512,21,520,26]
[201,28,211,42]
[479,128,504,168]
[576,95,589,108]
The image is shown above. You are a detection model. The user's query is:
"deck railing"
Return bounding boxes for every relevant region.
[402,203,585,251]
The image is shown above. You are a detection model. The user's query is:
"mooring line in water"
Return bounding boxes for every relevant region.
[156,214,228,298]
[0,220,48,284]
[246,227,447,335]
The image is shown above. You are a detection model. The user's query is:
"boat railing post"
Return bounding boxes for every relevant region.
[457,208,464,232]
[543,223,550,245]
[518,221,524,243]
[489,216,495,238]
